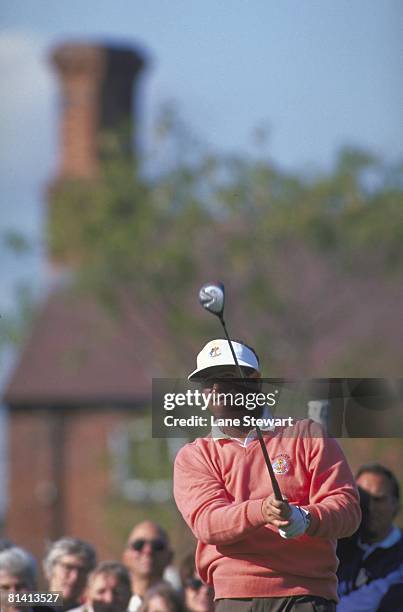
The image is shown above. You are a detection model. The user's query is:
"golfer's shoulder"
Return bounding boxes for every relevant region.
[286,416,326,437]
[287,417,341,450]
[174,436,213,466]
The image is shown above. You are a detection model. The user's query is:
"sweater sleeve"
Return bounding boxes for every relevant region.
[173,442,266,545]
[302,423,361,539]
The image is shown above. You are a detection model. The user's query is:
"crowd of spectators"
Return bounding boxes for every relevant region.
[0,519,213,612]
[0,463,401,612]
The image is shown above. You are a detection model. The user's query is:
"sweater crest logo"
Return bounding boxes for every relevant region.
[272,453,291,475]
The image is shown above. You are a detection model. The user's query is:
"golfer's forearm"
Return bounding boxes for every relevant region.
[174,471,266,544]
[304,491,361,538]
[174,448,266,544]
[305,431,362,538]
[191,497,266,544]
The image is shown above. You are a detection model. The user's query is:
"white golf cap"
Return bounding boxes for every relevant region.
[188,339,260,380]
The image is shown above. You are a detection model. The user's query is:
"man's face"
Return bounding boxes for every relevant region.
[200,367,262,421]
[87,573,131,612]
[123,523,171,581]
[49,554,89,604]
[356,471,399,542]
[0,571,31,612]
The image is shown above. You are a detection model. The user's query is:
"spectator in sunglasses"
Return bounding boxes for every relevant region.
[179,554,214,612]
[123,521,173,612]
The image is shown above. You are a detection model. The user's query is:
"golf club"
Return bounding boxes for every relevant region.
[199,282,283,501]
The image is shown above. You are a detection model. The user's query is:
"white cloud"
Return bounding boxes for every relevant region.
[0,31,53,112]
[0,30,57,186]
[0,32,53,312]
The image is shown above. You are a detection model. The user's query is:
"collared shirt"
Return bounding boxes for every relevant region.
[211,405,275,446]
[337,525,403,611]
[68,605,92,612]
[358,525,402,560]
[128,594,142,612]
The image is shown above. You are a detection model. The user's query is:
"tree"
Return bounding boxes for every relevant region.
[39,109,403,545]
[47,108,403,376]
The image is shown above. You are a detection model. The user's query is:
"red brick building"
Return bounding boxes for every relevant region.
[3,42,190,563]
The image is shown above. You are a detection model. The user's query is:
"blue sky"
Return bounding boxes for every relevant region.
[0,0,402,314]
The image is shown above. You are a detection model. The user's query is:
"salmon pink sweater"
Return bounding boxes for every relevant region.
[173,419,361,602]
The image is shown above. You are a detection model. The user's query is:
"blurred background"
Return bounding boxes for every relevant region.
[0,0,402,570]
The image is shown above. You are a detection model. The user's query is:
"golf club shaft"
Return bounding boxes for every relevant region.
[255,427,283,501]
[218,316,283,502]
[219,316,245,380]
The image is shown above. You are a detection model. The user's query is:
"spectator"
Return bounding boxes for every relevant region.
[337,463,403,610]
[0,546,53,612]
[43,537,96,611]
[70,561,131,612]
[179,553,214,612]
[138,584,184,612]
[123,521,172,612]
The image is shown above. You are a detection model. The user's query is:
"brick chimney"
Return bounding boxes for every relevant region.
[50,42,145,179]
[47,42,146,275]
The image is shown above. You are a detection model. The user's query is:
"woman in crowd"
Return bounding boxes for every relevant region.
[179,553,214,612]
[138,583,184,612]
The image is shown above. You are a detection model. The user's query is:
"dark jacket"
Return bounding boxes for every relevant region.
[337,527,403,611]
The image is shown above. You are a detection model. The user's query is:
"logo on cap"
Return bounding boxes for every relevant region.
[209,346,221,358]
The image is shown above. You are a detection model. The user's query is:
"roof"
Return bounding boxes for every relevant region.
[3,287,195,408]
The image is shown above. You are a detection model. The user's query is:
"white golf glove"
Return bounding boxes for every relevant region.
[279,505,310,539]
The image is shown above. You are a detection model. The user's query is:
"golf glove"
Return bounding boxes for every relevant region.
[279,505,309,539]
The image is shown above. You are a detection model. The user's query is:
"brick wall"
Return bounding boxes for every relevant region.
[8,407,127,563]
[50,43,145,180]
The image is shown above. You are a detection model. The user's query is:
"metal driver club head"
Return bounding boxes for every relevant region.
[198,282,241,375]
[199,282,225,318]
[197,281,284,502]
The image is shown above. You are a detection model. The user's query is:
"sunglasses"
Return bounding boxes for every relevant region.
[201,371,258,392]
[57,561,88,575]
[201,370,241,388]
[185,578,204,591]
[128,538,166,553]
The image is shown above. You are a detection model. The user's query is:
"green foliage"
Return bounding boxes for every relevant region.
[2,231,32,255]
[49,120,403,284]
[46,113,403,376]
[0,284,36,349]
[1,232,35,351]
[43,112,403,535]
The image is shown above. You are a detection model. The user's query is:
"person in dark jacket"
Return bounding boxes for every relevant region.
[337,463,403,611]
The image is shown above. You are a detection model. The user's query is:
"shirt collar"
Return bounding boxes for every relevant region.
[128,593,143,612]
[211,405,274,446]
[358,525,401,559]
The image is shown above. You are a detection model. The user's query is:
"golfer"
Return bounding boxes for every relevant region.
[173,339,361,611]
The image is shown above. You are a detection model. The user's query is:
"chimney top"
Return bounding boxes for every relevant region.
[49,41,147,181]
[51,42,146,76]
